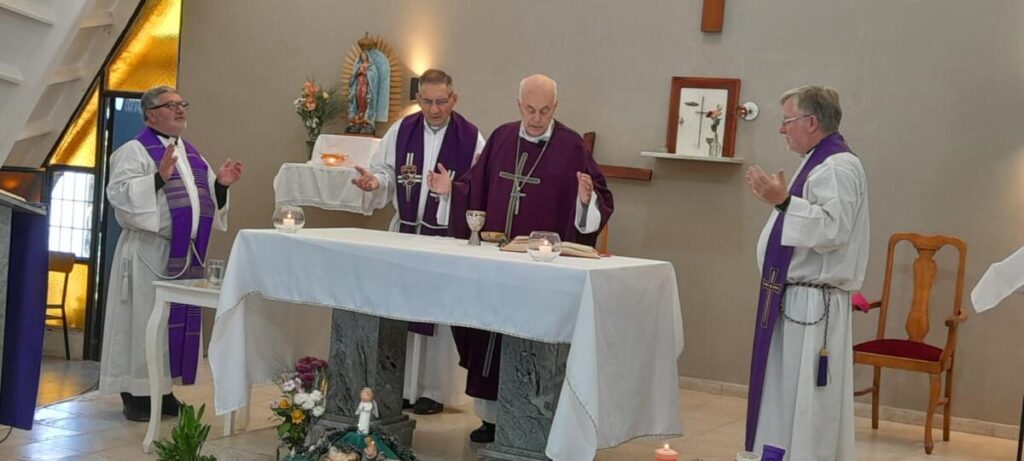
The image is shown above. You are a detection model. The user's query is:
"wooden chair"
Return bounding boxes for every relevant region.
[853,233,967,454]
[582,131,609,255]
[47,251,76,360]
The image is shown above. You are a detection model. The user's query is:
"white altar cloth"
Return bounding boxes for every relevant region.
[209,228,684,461]
[273,134,381,214]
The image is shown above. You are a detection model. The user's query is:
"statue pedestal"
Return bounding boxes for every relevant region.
[478,336,570,461]
[313,309,415,446]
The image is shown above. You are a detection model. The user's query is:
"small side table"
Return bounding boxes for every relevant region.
[142,279,249,453]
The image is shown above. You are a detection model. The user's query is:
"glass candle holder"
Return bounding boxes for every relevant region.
[273,205,305,233]
[526,231,561,262]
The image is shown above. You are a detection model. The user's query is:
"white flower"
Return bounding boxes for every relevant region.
[282,380,296,392]
[312,405,325,417]
[310,390,323,402]
[294,392,316,410]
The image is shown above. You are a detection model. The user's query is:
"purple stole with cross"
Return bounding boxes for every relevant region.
[395,111,478,336]
[394,110,478,236]
[744,132,852,451]
[137,127,216,385]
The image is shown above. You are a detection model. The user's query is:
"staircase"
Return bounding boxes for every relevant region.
[0,0,141,168]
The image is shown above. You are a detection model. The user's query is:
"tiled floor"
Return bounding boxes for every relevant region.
[5,361,1019,460]
[36,357,100,407]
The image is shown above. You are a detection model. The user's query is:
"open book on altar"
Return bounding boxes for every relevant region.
[500,236,602,259]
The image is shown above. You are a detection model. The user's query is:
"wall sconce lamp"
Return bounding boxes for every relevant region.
[736,102,759,121]
[410,77,419,101]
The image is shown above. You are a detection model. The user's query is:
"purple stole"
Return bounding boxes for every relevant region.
[137,127,215,385]
[744,133,852,450]
[395,111,478,336]
[745,132,856,450]
[394,111,478,236]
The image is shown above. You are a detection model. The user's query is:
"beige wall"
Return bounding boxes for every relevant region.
[180,0,1024,425]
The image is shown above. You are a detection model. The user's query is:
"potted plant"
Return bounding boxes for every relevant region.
[153,403,217,461]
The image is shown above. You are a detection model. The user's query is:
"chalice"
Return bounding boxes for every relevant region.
[466,210,487,246]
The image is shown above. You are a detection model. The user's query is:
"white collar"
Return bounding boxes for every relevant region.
[424,118,449,135]
[519,120,554,143]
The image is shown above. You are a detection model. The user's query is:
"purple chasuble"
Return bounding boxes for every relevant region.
[394,111,478,336]
[744,133,852,451]
[447,120,614,400]
[137,127,216,385]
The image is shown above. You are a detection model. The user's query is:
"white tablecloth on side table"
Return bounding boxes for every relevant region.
[209,228,684,461]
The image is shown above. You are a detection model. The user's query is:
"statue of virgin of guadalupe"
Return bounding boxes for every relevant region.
[349,50,377,125]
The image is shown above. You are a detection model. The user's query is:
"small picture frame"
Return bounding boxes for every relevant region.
[666,77,741,158]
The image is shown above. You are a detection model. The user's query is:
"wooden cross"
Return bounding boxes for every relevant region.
[399,152,422,202]
[499,152,541,236]
[702,0,725,33]
[760,267,784,328]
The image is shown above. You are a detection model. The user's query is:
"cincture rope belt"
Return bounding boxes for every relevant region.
[780,280,839,387]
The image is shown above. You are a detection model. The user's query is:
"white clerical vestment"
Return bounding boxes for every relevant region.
[99,135,229,396]
[754,151,869,461]
[364,120,485,405]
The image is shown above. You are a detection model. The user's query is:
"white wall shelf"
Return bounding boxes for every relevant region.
[640,151,743,164]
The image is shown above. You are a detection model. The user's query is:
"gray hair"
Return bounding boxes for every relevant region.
[140,86,178,111]
[418,68,454,94]
[518,74,558,102]
[779,85,842,134]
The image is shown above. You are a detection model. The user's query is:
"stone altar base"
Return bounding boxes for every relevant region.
[478,336,570,461]
[313,309,415,447]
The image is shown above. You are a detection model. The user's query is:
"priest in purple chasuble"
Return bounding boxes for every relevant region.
[99,86,243,422]
[351,69,485,416]
[744,86,868,461]
[427,74,613,443]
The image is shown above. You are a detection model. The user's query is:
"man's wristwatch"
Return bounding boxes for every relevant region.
[775,195,792,213]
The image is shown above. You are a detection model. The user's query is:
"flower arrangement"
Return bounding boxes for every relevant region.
[271,356,329,456]
[706,105,723,139]
[294,79,343,157]
[705,104,724,156]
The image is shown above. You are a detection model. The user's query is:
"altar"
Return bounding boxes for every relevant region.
[209,228,684,461]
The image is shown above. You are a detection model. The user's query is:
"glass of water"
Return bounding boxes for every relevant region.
[205,259,225,288]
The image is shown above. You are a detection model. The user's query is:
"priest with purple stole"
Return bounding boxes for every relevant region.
[744,86,869,460]
[351,69,485,416]
[99,86,243,421]
[427,74,613,443]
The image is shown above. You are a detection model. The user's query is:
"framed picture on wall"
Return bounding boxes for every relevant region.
[666,77,741,158]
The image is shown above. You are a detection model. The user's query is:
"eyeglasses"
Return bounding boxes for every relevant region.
[418,97,450,107]
[781,114,813,126]
[150,101,190,111]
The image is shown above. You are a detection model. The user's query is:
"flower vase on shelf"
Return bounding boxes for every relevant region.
[306,139,316,160]
[706,136,722,157]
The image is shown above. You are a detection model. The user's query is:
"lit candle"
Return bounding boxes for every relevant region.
[283,217,296,227]
[655,443,678,461]
[538,240,553,255]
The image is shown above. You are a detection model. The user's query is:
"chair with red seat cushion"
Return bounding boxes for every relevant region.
[853,233,967,455]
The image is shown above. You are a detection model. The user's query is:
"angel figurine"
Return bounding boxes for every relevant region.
[355,387,379,435]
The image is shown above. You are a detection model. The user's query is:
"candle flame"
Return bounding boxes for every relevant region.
[664,443,670,450]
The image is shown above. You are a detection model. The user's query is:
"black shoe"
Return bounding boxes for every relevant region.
[469,421,495,443]
[162,393,181,416]
[120,393,150,422]
[412,397,444,415]
[402,398,414,410]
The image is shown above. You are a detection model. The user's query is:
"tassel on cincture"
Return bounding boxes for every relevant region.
[816,348,829,387]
